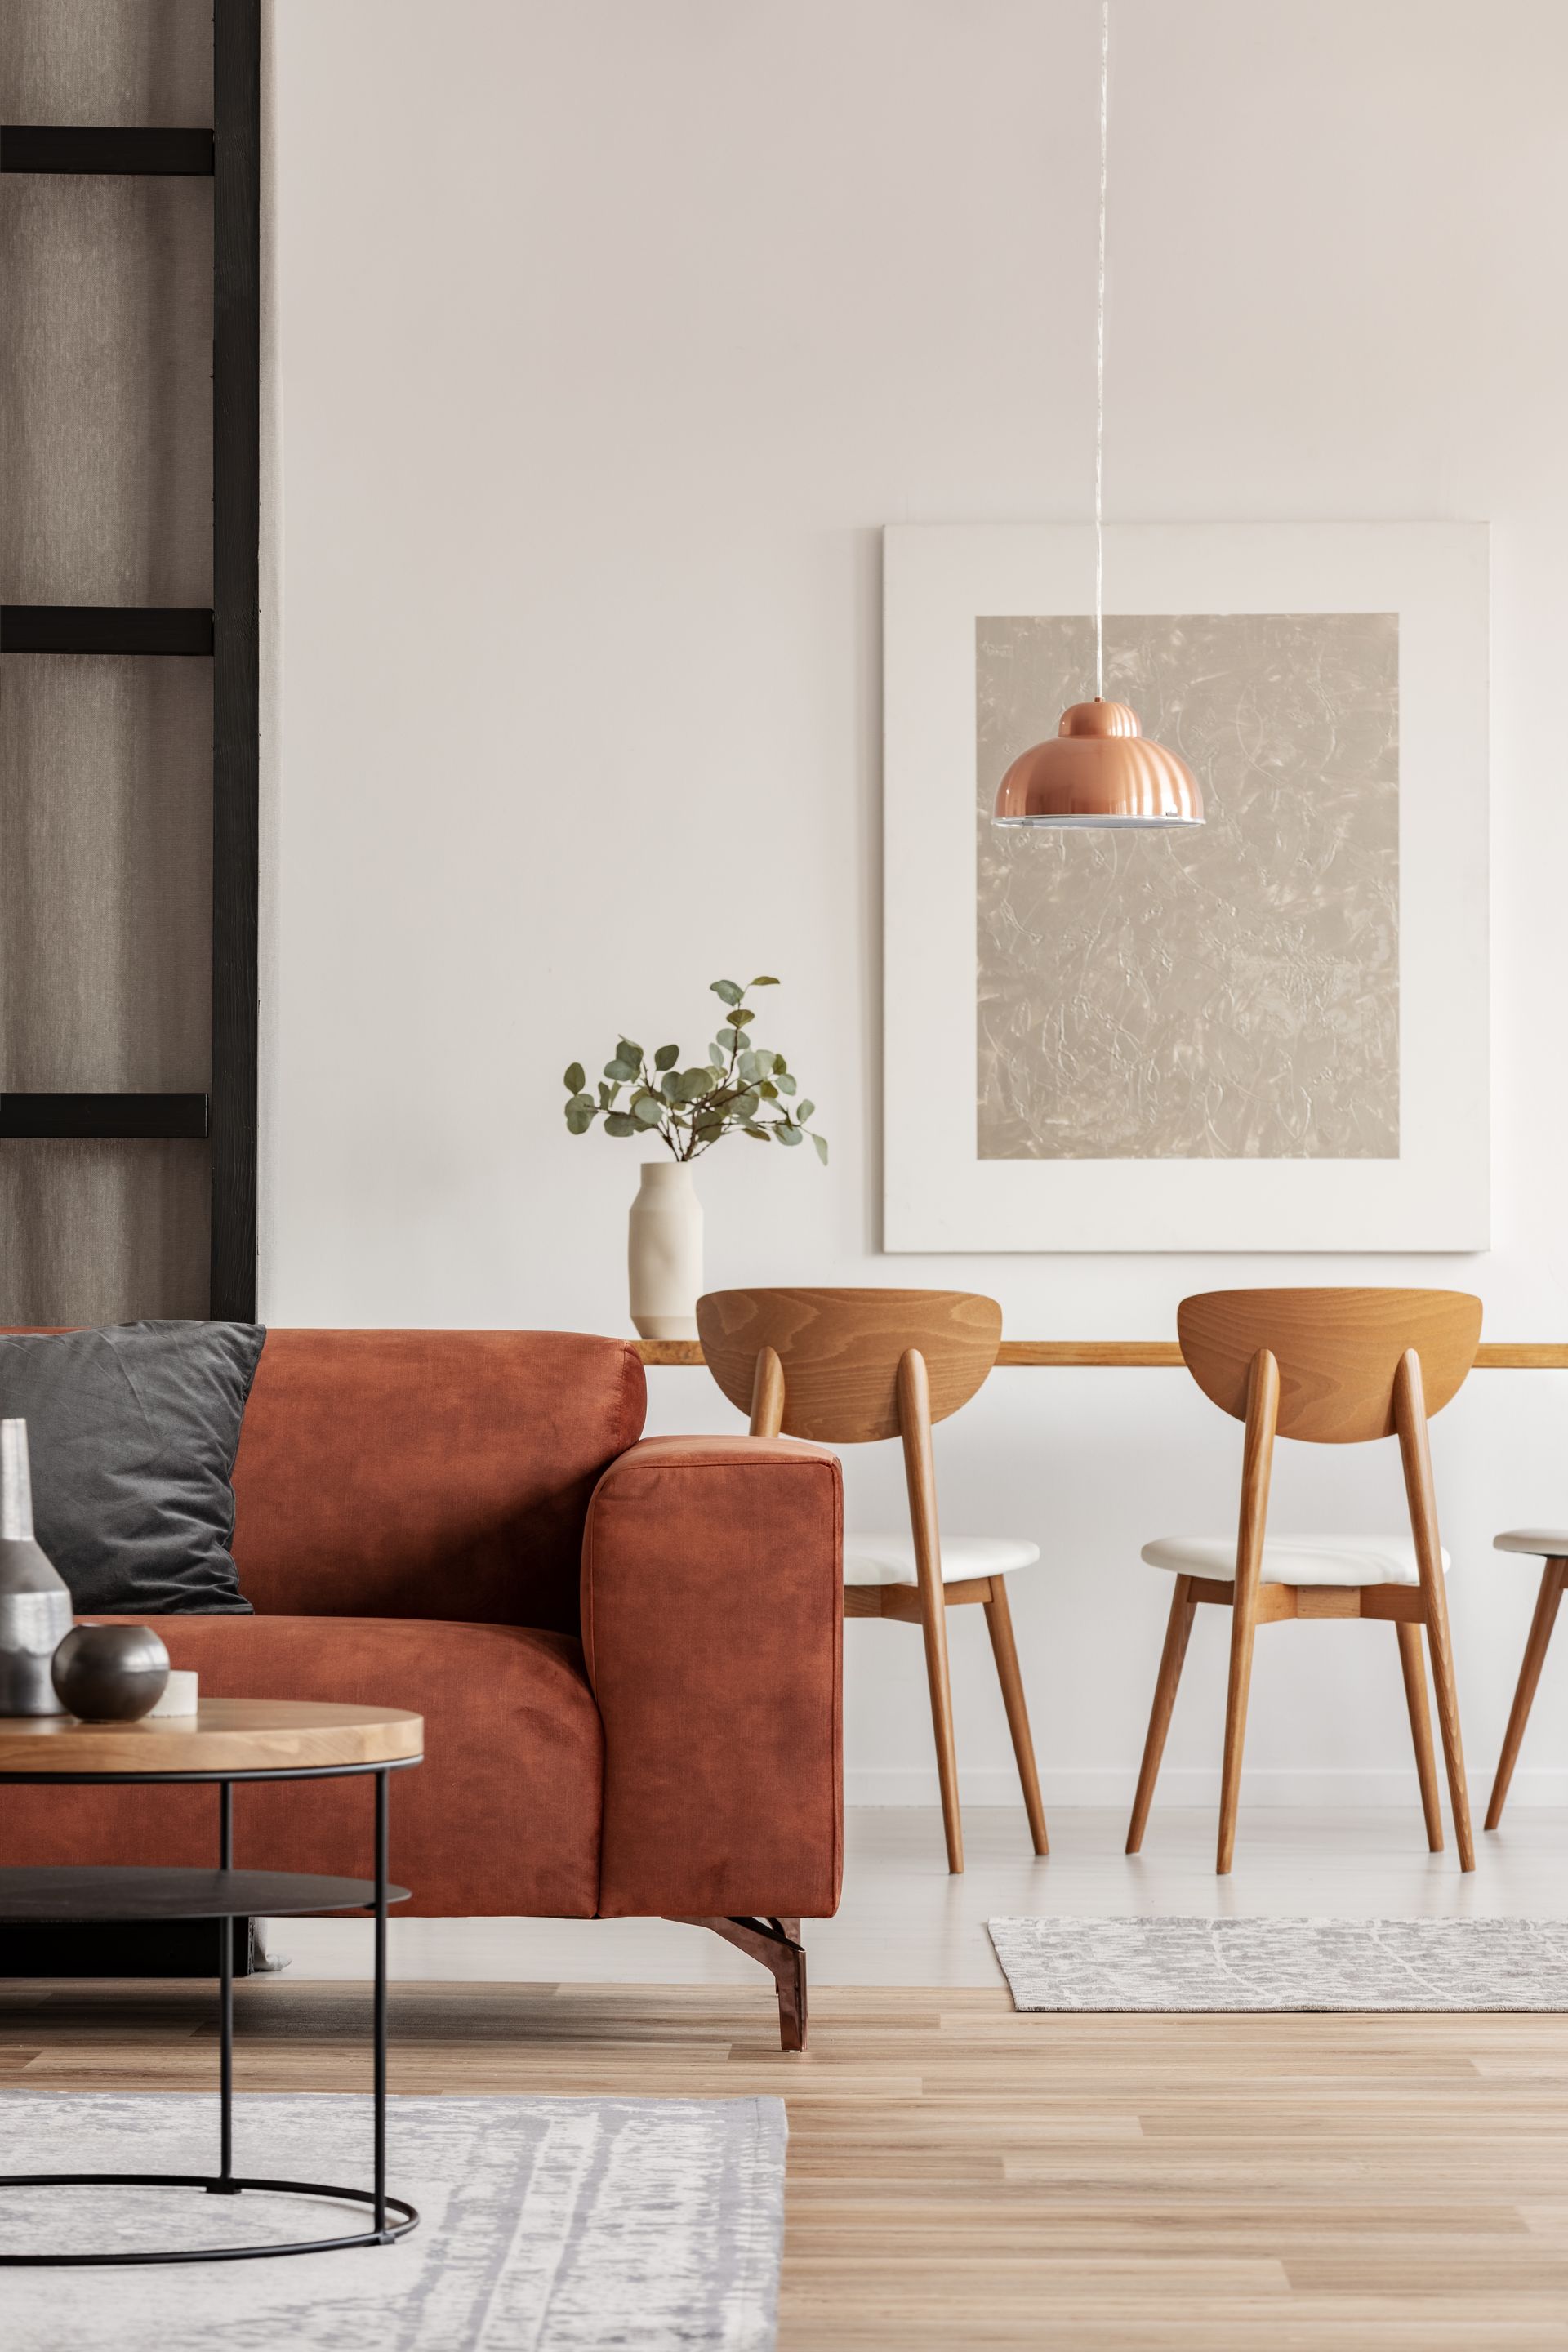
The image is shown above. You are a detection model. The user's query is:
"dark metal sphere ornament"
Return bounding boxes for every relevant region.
[50,1623,171,1722]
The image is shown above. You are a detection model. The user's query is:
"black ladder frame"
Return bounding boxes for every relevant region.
[0,1,261,1319]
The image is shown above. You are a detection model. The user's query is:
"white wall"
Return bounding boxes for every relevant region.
[265,0,1568,1809]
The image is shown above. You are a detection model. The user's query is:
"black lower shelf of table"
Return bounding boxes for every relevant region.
[0,1866,410,1924]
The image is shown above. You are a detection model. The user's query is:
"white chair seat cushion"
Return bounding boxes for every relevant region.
[1495,1529,1568,1557]
[844,1532,1041,1589]
[1141,1534,1450,1588]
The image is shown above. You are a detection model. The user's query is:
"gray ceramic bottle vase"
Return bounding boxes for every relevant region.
[0,1419,72,1715]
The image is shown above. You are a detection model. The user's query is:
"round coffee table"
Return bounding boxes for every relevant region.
[0,1698,424,2266]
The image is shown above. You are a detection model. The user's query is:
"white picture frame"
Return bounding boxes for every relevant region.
[883,523,1490,1253]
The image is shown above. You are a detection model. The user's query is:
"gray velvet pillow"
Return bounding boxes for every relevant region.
[0,1321,266,1614]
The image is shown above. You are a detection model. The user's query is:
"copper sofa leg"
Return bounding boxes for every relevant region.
[672,1915,808,2052]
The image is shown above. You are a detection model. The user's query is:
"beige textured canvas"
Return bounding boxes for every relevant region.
[976,612,1399,1161]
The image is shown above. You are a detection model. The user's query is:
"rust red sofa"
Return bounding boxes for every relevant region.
[4,1330,844,2044]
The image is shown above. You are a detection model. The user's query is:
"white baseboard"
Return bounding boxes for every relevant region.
[844,1765,1568,1807]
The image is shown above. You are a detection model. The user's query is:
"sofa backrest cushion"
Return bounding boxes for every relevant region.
[229,1330,646,1634]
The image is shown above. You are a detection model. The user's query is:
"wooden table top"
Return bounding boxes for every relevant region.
[635,1339,1568,1370]
[0,1697,425,1776]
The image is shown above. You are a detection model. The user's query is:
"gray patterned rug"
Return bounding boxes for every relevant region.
[0,2091,784,2349]
[988,1915,1568,2012]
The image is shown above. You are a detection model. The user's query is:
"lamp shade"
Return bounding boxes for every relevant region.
[992,698,1204,828]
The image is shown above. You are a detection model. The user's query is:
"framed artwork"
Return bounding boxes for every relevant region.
[883,523,1489,1252]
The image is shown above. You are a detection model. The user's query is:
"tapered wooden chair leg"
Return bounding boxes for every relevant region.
[919,1591,965,1874]
[1126,1575,1196,1855]
[1216,1349,1277,1877]
[1486,1558,1567,1831]
[1396,1620,1443,1852]
[1217,1589,1259,1877]
[982,1577,1049,1855]
[1422,1596,1475,1871]
[1394,1350,1474,1871]
[898,1348,965,1874]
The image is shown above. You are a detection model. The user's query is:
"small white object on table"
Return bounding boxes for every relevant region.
[149,1669,198,1718]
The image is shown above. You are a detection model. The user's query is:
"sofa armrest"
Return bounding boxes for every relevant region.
[581,1432,842,1921]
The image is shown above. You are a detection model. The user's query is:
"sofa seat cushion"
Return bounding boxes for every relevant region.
[0,1616,604,1919]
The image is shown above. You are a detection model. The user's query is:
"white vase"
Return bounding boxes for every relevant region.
[628,1162,704,1341]
[0,1419,71,1717]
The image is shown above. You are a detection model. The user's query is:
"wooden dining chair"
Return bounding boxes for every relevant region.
[1485,1530,1568,1829]
[1125,1288,1482,1876]
[696,1286,1049,1874]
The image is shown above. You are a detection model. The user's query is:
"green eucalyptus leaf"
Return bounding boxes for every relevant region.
[566,976,813,1164]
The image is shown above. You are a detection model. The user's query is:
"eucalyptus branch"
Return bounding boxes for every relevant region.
[561,978,827,1167]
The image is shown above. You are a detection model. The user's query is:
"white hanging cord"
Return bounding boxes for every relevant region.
[1094,0,1108,700]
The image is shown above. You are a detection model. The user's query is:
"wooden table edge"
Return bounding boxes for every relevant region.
[0,1699,425,1775]
[635,1339,1568,1370]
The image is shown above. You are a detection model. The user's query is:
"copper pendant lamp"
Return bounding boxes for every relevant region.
[993,1,1203,831]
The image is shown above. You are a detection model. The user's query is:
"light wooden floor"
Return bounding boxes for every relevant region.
[7,1975,1568,2346]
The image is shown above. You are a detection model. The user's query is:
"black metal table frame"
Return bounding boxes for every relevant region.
[0,1755,421,2265]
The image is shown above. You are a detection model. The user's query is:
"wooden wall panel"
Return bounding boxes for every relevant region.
[0,1143,209,1325]
[0,2,212,127]
[0,173,212,605]
[0,654,211,1089]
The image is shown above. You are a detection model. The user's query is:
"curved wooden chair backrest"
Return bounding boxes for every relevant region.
[697,1288,1003,1443]
[1177,1288,1483,1444]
